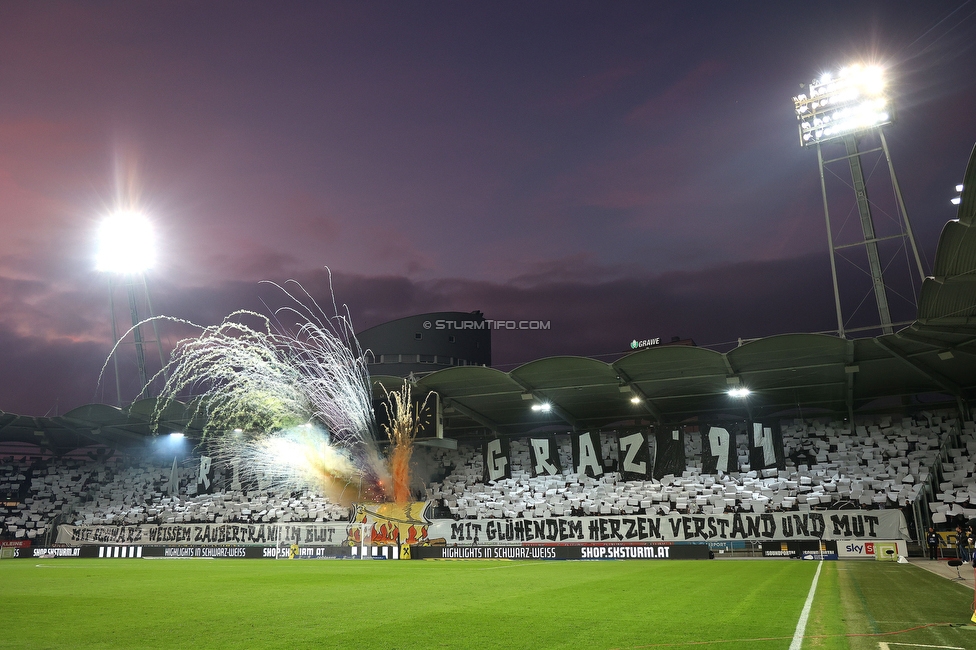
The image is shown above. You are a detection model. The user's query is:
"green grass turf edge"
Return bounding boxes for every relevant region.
[4,558,974,650]
[2,559,814,650]
[802,560,976,650]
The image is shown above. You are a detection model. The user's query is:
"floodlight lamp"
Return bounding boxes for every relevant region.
[630,396,641,405]
[169,432,184,440]
[957,184,965,192]
[233,428,243,434]
[727,387,751,399]
[951,196,962,205]
[95,210,156,274]
[793,63,891,146]
[861,65,884,90]
[531,402,552,412]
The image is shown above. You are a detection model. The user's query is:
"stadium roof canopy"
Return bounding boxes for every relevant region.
[374,326,974,436]
[3,147,976,454]
[0,399,206,457]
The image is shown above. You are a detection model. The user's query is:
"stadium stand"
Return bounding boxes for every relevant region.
[0,411,972,543]
[0,456,350,541]
[424,412,960,523]
[930,418,976,525]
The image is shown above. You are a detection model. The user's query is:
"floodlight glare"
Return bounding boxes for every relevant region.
[168,432,184,440]
[793,64,892,147]
[95,210,156,273]
[531,402,552,412]
[630,396,641,404]
[957,184,965,192]
[727,387,751,398]
[951,196,962,205]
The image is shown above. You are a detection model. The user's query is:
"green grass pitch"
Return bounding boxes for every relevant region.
[3,558,976,649]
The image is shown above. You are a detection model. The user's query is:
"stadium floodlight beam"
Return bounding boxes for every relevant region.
[728,387,751,399]
[793,64,890,147]
[95,210,156,274]
[96,209,167,406]
[793,62,925,338]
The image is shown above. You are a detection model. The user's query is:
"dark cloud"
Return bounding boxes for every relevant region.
[2,253,843,416]
[0,2,974,414]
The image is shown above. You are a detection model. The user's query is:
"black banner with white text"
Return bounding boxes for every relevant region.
[483,436,512,482]
[749,422,786,471]
[653,429,686,479]
[197,456,214,494]
[616,432,651,480]
[701,425,736,474]
[57,522,349,546]
[529,435,561,477]
[572,432,605,479]
[429,509,906,545]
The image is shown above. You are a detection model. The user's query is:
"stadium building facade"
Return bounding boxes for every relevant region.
[357,310,491,379]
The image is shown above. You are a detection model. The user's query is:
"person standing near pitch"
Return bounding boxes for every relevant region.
[926,527,940,560]
[955,523,969,561]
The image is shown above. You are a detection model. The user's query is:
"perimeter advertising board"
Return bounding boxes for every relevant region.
[410,544,711,560]
[8,545,354,559]
[836,539,908,558]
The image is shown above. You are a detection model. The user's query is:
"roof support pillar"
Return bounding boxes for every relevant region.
[722,355,752,420]
[845,339,856,424]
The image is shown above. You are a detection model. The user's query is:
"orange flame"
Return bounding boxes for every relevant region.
[390,444,413,504]
[370,522,400,545]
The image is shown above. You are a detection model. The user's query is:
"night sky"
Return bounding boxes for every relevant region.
[2,2,975,416]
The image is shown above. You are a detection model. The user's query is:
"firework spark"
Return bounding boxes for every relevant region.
[380,382,432,504]
[106,277,394,504]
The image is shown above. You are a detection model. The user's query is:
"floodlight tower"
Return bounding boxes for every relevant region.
[95,210,167,406]
[793,64,925,336]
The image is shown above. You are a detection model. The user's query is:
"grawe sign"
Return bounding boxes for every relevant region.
[630,338,660,349]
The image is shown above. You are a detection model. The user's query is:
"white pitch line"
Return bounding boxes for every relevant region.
[34,564,109,568]
[788,560,824,650]
[878,641,966,650]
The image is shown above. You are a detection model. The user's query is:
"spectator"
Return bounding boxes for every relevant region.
[926,527,940,560]
[955,523,969,562]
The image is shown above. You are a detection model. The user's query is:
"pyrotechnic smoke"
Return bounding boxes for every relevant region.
[380,382,432,504]
[215,424,386,505]
[105,277,394,504]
